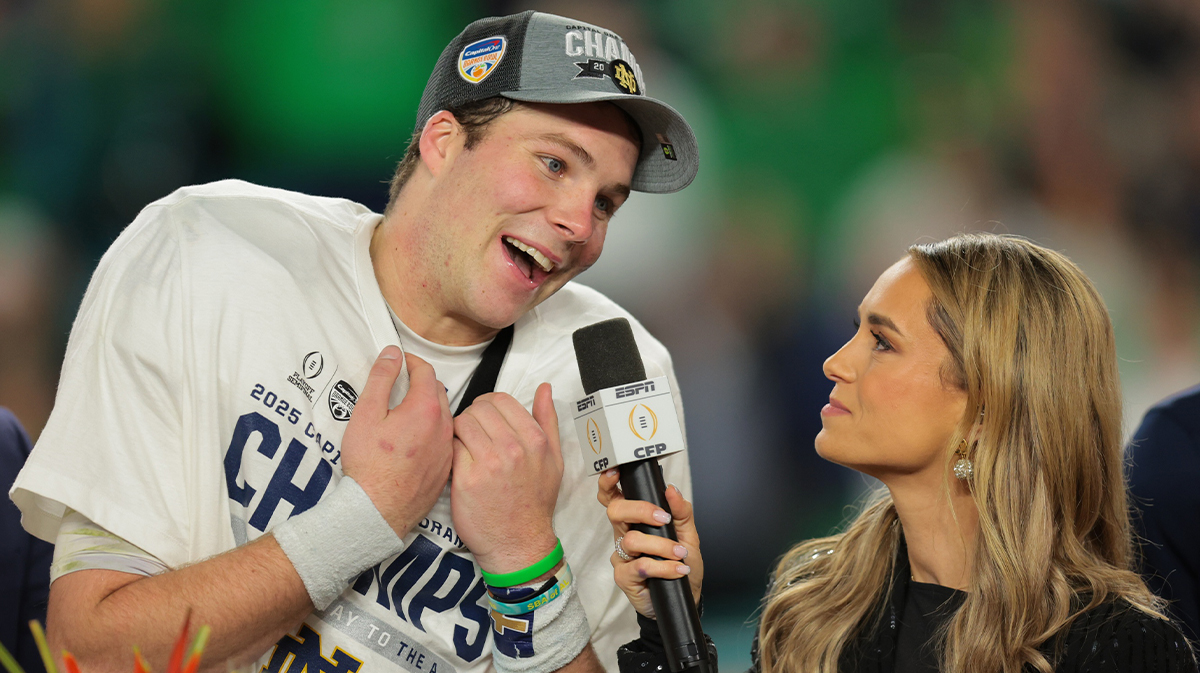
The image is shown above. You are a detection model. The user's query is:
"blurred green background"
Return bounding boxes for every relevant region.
[3,0,1200,668]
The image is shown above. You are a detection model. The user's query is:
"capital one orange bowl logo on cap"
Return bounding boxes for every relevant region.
[458,36,506,84]
[628,404,658,441]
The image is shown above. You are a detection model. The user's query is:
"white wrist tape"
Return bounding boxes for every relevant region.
[489,575,591,673]
[274,476,405,610]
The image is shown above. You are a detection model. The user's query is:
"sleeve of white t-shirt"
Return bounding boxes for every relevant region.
[11,201,195,568]
[51,509,169,581]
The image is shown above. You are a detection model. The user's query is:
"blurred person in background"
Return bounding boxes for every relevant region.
[0,408,51,673]
[603,234,1195,673]
[1002,0,1200,434]
[1127,383,1200,641]
[9,10,700,673]
[643,178,852,600]
[0,199,65,441]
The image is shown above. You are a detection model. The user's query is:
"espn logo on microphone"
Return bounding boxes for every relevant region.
[573,376,685,474]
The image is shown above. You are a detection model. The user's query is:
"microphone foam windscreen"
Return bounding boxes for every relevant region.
[572,317,647,394]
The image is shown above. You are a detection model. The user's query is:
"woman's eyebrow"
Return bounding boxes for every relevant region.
[867,312,904,337]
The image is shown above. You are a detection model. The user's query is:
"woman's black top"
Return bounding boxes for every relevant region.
[617,546,1197,672]
[893,580,964,673]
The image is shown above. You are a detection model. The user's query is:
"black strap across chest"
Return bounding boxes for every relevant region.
[453,324,515,416]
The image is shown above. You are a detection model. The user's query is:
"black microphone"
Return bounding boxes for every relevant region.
[572,318,714,673]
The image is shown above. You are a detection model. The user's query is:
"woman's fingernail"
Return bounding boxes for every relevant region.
[604,469,619,478]
[380,346,401,360]
[674,545,688,559]
[677,565,692,575]
[652,510,671,524]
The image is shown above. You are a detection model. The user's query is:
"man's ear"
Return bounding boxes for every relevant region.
[418,110,464,176]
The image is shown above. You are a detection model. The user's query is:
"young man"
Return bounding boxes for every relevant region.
[10,11,698,673]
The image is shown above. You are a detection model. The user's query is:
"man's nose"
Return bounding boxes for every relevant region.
[548,190,596,243]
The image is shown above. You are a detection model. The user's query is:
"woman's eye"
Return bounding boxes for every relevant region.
[542,156,565,173]
[595,196,611,214]
[871,331,892,351]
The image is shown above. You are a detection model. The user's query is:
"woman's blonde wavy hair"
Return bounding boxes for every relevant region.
[758,233,1166,673]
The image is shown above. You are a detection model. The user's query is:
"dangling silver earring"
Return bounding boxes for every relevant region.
[953,442,974,481]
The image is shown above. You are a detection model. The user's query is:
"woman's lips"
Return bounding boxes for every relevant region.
[821,398,851,416]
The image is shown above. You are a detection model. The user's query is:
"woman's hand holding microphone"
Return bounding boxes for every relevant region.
[596,468,704,618]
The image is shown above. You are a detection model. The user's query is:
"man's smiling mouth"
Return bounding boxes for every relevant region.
[503,236,556,280]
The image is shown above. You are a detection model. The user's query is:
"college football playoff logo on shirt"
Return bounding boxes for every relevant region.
[303,351,324,378]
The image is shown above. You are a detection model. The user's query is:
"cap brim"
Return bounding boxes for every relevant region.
[500,89,699,194]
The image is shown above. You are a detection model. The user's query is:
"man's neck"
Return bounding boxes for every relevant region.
[370,213,499,347]
[885,470,978,591]
[397,310,500,347]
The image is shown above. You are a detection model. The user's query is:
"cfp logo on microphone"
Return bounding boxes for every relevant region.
[586,418,602,454]
[573,376,684,475]
[628,404,658,441]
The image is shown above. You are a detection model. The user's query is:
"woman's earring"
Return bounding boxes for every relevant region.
[953,443,974,481]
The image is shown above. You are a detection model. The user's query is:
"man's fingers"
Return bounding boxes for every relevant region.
[531,383,560,454]
[404,353,440,395]
[355,346,405,421]
[452,436,474,472]
[453,407,491,453]
[456,398,503,445]
[474,393,544,448]
[436,374,451,415]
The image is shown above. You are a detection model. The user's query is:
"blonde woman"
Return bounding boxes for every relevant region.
[602,234,1197,673]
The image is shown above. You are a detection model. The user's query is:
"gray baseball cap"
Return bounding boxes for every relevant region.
[415,11,699,194]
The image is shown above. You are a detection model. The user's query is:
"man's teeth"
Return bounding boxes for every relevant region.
[504,236,554,272]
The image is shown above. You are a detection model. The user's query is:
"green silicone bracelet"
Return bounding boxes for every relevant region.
[481,539,564,588]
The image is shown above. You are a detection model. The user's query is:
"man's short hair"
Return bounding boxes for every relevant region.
[385,97,523,214]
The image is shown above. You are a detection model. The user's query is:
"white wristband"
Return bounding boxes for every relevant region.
[490,575,591,673]
[273,476,405,610]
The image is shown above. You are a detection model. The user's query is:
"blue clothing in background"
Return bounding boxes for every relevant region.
[0,408,51,673]
[1128,384,1200,642]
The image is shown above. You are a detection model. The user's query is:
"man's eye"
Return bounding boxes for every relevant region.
[595,196,611,213]
[542,157,565,173]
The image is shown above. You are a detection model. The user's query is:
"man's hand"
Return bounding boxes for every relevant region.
[450,383,563,574]
[341,348,454,537]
